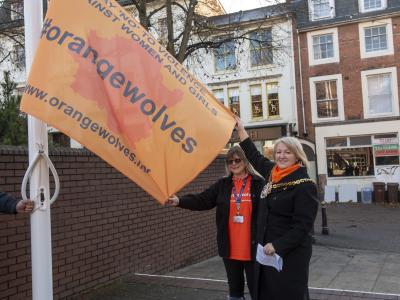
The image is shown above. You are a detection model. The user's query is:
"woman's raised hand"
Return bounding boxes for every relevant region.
[234,116,249,141]
[166,194,179,206]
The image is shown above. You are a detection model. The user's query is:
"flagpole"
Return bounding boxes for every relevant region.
[24,1,53,299]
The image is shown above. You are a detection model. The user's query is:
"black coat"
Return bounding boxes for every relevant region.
[240,138,319,300]
[178,174,265,259]
[0,192,17,214]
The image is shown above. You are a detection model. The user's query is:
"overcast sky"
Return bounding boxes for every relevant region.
[219,0,285,13]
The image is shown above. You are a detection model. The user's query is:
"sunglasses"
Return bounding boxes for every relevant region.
[227,158,242,165]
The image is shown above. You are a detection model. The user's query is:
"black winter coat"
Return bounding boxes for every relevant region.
[0,192,17,214]
[240,138,319,300]
[178,174,265,259]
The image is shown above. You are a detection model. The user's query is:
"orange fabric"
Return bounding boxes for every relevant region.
[228,175,252,261]
[271,163,301,183]
[19,0,235,204]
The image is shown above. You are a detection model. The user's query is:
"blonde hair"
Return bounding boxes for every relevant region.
[225,145,260,177]
[273,137,310,169]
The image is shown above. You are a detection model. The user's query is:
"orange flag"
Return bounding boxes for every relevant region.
[20,0,235,204]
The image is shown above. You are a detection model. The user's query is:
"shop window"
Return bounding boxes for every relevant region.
[326,136,375,177]
[250,85,263,119]
[228,87,240,117]
[327,147,374,177]
[266,83,279,118]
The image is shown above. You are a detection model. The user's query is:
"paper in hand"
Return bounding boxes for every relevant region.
[256,244,283,272]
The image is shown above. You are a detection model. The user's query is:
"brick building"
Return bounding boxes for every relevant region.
[293,0,400,199]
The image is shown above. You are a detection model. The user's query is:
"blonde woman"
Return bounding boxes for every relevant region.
[167,145,264,300]
[235,117,318,300]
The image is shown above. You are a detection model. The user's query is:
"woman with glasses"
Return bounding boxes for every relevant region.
[167,145,264,300]
[235,116,318,300]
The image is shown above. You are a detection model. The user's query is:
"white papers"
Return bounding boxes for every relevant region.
[256,244,283,272]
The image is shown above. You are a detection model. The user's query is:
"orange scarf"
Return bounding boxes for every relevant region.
[271,163,301,183]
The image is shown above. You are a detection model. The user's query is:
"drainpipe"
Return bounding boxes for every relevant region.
[296,29,307,136]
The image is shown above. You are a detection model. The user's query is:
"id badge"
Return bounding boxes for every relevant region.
[233,215,244,223]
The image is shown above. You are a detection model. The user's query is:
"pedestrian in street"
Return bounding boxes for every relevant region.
[0,191,34,214]
[235,116,319,300]
[167,145,264,300]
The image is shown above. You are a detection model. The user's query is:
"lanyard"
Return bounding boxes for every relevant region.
[232,176,248,214]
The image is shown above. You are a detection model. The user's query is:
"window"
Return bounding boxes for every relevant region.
[359,0,387,13]
[13,44,25,68]
[213,89,225,105]
[214,40,236,72]
[361,67,399,118]
[326,136,375,177]
[365,25,387,52]
[228,87,240,117]
[266,83,280,118]
[250,85,263,119]
[309,74,344,122]
[359,19,393,58]
[249,29,273,67]
[309,0,335,21]
[315,80,338,118]
[10,1,23,21]
[307,28,339,65]
[158,18,168,45]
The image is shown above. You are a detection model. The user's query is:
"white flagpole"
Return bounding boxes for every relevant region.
[24,1,53,299]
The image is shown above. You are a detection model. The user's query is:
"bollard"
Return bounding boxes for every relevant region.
[321,201,329,235]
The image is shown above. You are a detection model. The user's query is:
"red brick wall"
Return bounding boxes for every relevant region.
[296,16,400,141]
[0,146,226,299]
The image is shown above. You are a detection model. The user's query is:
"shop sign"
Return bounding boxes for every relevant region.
[373,144,400,157]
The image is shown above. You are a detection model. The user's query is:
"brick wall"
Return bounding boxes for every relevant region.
[296,16,400,141]
[0,146,226,299]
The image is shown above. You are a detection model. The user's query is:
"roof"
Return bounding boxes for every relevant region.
[294,0,400,31]
[207,3,290,26]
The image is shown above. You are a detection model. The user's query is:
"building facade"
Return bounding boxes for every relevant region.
[187,3,318,180]
[293,0,400,199]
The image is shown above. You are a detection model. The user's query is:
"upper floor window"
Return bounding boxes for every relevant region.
[361,67,399,118]
[359,19,393,59]
[266,83,280,118]
[309,74,344,123]
[212,89,225,105]
[307,28,339,65]
[359,0,387,13]
[214,40,236,72]
[10,1,23,21]
[157,18,168,45]
[13,44,25,68]
[250,85,263,119]
[249,29,273,67]
[309,0,335,21]
[228,87,240,117]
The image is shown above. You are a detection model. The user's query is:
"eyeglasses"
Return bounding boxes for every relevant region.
[227,158,242,165]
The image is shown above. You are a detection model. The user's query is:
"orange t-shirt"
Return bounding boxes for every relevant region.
[228,175,252,261]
